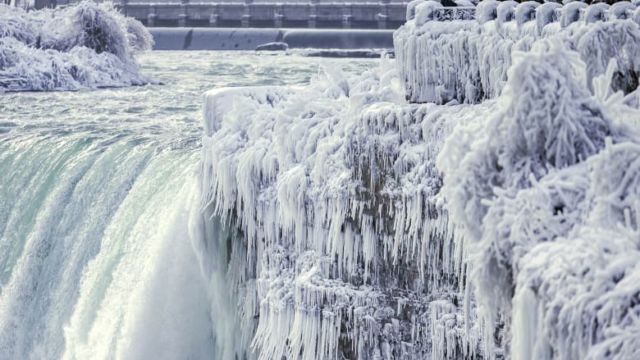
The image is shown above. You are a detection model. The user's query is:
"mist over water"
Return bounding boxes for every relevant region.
[0,51,376,359]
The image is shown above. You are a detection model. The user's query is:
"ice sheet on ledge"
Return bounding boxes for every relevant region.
[0,1,153,92]
[395,0,640,104]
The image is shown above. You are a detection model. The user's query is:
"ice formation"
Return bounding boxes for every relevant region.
[199,1,640,359]
[0,1,153,92]
[200,60,485,358]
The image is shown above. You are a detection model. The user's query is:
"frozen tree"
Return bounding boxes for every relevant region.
[0,1,153,91]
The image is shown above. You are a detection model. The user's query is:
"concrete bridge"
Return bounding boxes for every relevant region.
[54,0,410,29]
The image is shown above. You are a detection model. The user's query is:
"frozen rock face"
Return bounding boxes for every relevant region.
[0,1,153,92]
[200,62,486,359]
[200,1,640,359]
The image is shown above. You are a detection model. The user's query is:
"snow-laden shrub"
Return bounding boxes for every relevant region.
[0,1,152,91]
[575,20,640,94]
[512,225,640,360]
[509,141,640,358]
[0,5,40,45]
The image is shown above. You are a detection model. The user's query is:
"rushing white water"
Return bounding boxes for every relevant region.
[0,51,376,359]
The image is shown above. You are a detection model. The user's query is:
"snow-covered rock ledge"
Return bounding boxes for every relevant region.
[0,1,153,92]
[199,1,640,359]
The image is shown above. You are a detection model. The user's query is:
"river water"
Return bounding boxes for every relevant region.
[0,51,376,359]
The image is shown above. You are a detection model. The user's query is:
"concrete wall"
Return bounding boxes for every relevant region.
[117,1,408,29]
[149,27,395,50]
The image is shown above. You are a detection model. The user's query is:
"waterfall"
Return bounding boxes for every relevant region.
[0,132,215,359]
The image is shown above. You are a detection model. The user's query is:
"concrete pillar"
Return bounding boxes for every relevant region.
[342,5,352,29]
[120,0,128,16]
[147,6,157,27]
[378,0,390,29]
[242,0,252,28]
[209,5,219,27]
[308,0,319,28]
[178,0,189,27]
[274,4,284,28]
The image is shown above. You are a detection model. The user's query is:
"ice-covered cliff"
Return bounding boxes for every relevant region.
[0,1,153,92]
[199,1,640,359]
[199,61,483,359]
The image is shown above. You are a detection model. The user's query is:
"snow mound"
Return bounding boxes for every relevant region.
[0,1,153,92]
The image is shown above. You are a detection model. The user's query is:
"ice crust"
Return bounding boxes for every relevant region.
[0,2,152,92]
[200,1,640,359]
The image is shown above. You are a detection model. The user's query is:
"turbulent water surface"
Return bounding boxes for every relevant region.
[0,51,375,359]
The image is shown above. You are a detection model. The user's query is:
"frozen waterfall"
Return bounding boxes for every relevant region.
[0,132,215,359]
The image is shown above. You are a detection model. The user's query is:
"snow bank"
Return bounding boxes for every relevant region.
[0,2,153,92]
[394,1,640,103]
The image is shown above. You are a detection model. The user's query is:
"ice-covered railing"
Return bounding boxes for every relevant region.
[0,1,153,92]
[395,0,640,103]
[199,61,486,359]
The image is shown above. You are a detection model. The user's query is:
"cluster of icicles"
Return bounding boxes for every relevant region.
[201,68,475,359]
[0,1,153,92]
[200,1,640,359]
